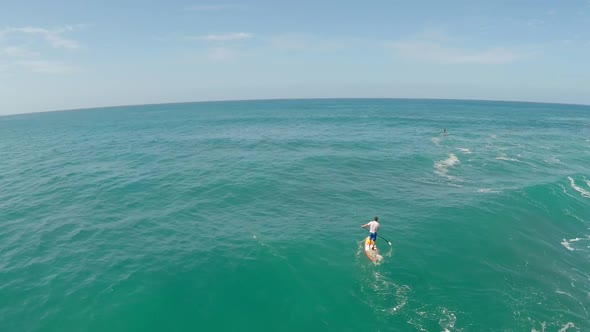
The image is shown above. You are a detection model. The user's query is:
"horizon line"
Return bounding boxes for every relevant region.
[3,97,590,117]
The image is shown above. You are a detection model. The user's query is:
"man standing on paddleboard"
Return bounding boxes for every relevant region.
[361,216,380,250]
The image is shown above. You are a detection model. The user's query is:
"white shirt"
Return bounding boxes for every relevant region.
[368,220,380,233]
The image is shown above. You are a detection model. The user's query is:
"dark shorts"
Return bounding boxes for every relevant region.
[369,232,377,241]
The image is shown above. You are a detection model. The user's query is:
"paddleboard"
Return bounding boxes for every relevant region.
[364,236,379,261]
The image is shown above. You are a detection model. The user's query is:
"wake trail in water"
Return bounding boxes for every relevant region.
[356,240,409,316]
[251,234,288,260]
[356,243,458,331]
[359,268,412,319]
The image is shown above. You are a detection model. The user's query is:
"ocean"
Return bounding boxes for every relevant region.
[1,99,589,331]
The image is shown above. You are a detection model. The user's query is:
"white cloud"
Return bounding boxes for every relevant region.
[0,26,79,49]
[15,60,77,74]
[388,41,523,64]
[195,32,253,41]
[0,46,38,58]
[185,4,243,11]
[0,25,85,74]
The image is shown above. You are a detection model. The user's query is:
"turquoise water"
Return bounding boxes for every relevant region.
[1,99,589,331]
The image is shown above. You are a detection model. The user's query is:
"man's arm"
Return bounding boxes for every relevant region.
[361,223,369,228]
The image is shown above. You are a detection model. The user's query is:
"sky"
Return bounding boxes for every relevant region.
[1,0,590,114]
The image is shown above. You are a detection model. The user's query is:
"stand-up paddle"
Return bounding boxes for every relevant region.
[377,234,392,246]
[360,216,391,262]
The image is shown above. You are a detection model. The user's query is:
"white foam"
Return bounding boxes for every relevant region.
[568,176,590,198]
[562,235,590,252]
[434,154,460,179]
[407,305,457,332]
[555,290,572,297]
[558,322,575,332]
[477,188,500,193]
[531,321,546,332]
[431,137,441,145]
[496,153,521,162]
[559,184,580,201]
[457,148,472,154]
[561,239,575,251]
[439,307,456,332]
[385,285,411,314]
[544,156,561,165]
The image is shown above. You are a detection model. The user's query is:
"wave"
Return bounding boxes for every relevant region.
[559,184,582,202]
[544,156,561,165]
[563,209,588,225]
[457,148,472,154]
[431,137,441,146]
[555,290,588,316]
[477,188,500,193]
[434,154,460,179]
[568,177,590,198]
[496,153,521,162]
[558,322,576,332]
[561,239,575,251]
[561,236,590,252]
[531,321,577,332]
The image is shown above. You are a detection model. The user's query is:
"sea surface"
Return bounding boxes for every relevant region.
[1,99,589,331]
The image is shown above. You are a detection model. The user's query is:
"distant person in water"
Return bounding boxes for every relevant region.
[361,216,380,250]
[442,128,448,136]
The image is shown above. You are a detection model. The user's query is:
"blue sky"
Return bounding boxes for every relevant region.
[1,0,590,114]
